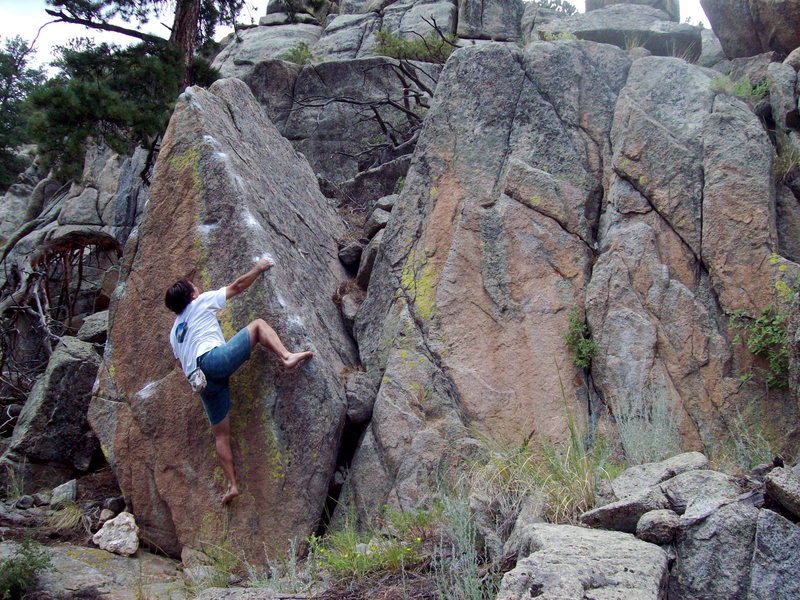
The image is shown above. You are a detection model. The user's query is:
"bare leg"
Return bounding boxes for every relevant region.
[246,319,313,369]
[211,416,240,505]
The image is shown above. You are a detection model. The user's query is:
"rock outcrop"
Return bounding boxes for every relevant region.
[89,78,357,557]
[700,0,800,59]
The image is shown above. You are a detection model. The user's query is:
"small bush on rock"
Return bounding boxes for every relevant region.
[729,303,790,389]
[0,539,51,600]
[710,74,769,103]
[280,42,314,65]
[372,30,455,64]
[563,306,598,368]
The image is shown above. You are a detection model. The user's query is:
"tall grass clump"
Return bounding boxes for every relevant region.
[774,129,800,183]
[469,407,615,528]
[710,74,769,103]
[435,491,497,600]
[308,508,433,581]
[712,406,778,472]
[245,538,318,594]
[610,389,682,465]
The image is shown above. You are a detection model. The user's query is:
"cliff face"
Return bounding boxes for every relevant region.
[4,0,800,563]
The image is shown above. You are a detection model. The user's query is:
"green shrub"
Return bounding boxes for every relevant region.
[372,29,455,64]
[563,306,598,368]
[730,304,790,389]
[0,539,52,600]
[710,74,769,103]
[280,42,314,65]
[435,492,498,600]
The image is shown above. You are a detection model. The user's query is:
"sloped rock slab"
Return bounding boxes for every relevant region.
[580,487,670,533]
[659,469,743,514]
[211,24,323,78]
[90,78,356,558]
[748,509,800,600]
[611,451,709,499]
[765,467,800,519]
[0,541,185,600]
[499,523,668,600]
[587,0,680,22]
[536,4,701,61]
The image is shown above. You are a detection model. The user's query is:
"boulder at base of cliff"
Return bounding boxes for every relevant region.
[90,78,357,558]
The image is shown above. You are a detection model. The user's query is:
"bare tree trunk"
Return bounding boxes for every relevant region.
[170,0,201,88]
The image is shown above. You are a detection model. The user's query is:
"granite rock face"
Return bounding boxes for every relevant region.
[89,78,357,557]
[700,0,800,59]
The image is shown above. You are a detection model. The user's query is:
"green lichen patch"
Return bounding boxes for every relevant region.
[400,250,439,321]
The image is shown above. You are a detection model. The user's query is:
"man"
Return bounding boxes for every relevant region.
[165,258,313,505]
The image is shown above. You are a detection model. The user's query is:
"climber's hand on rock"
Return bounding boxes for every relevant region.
[256,257,274,272]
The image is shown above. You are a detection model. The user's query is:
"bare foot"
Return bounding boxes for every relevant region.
[221,485,240,505]
[283,351,313,370]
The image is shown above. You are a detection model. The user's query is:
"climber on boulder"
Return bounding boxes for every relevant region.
[164,258,313,505]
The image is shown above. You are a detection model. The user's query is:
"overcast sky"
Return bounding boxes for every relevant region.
[0,0,710,70]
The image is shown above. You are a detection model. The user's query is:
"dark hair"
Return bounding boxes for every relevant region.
[165,278,194,314]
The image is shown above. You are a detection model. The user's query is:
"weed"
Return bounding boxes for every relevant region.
[712,406,777,472]
[435,491,498,600]
[309,513,425,581]
[539,31,578,41]
[774,129,800,183]
[245,539,318,594]
[562,306,598,369]
[372,29,455,64]
[3,464,25,500]
[280,42,314,65]
[0,538,52,600]
[729,304,790,389]
[710,74,770,103]
[393,176,406,195]
[331,279,365,306]
[609,389,682,465]
[48,500,91,533]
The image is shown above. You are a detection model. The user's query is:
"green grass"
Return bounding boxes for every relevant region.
[710,74,769,103]
[774,129,800,183]
[48,500,90,533]
[610,390,682,465]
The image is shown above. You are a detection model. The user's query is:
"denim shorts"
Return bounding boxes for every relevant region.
[197,327,252,425]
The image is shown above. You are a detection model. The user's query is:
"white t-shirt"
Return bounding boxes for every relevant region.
[169,287,227,376]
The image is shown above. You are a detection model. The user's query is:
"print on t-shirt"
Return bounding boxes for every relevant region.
[176,322,188,343]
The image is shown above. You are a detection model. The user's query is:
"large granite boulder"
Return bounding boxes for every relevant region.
[535,5,701,61]
[500,522,668,599]
[344,41,632,521]
[0,337,101,490]
[748,509,800,599]
[700,0,800,59]
[586,0,680,22]
[89,78,357,558]
[457,0,524,41]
